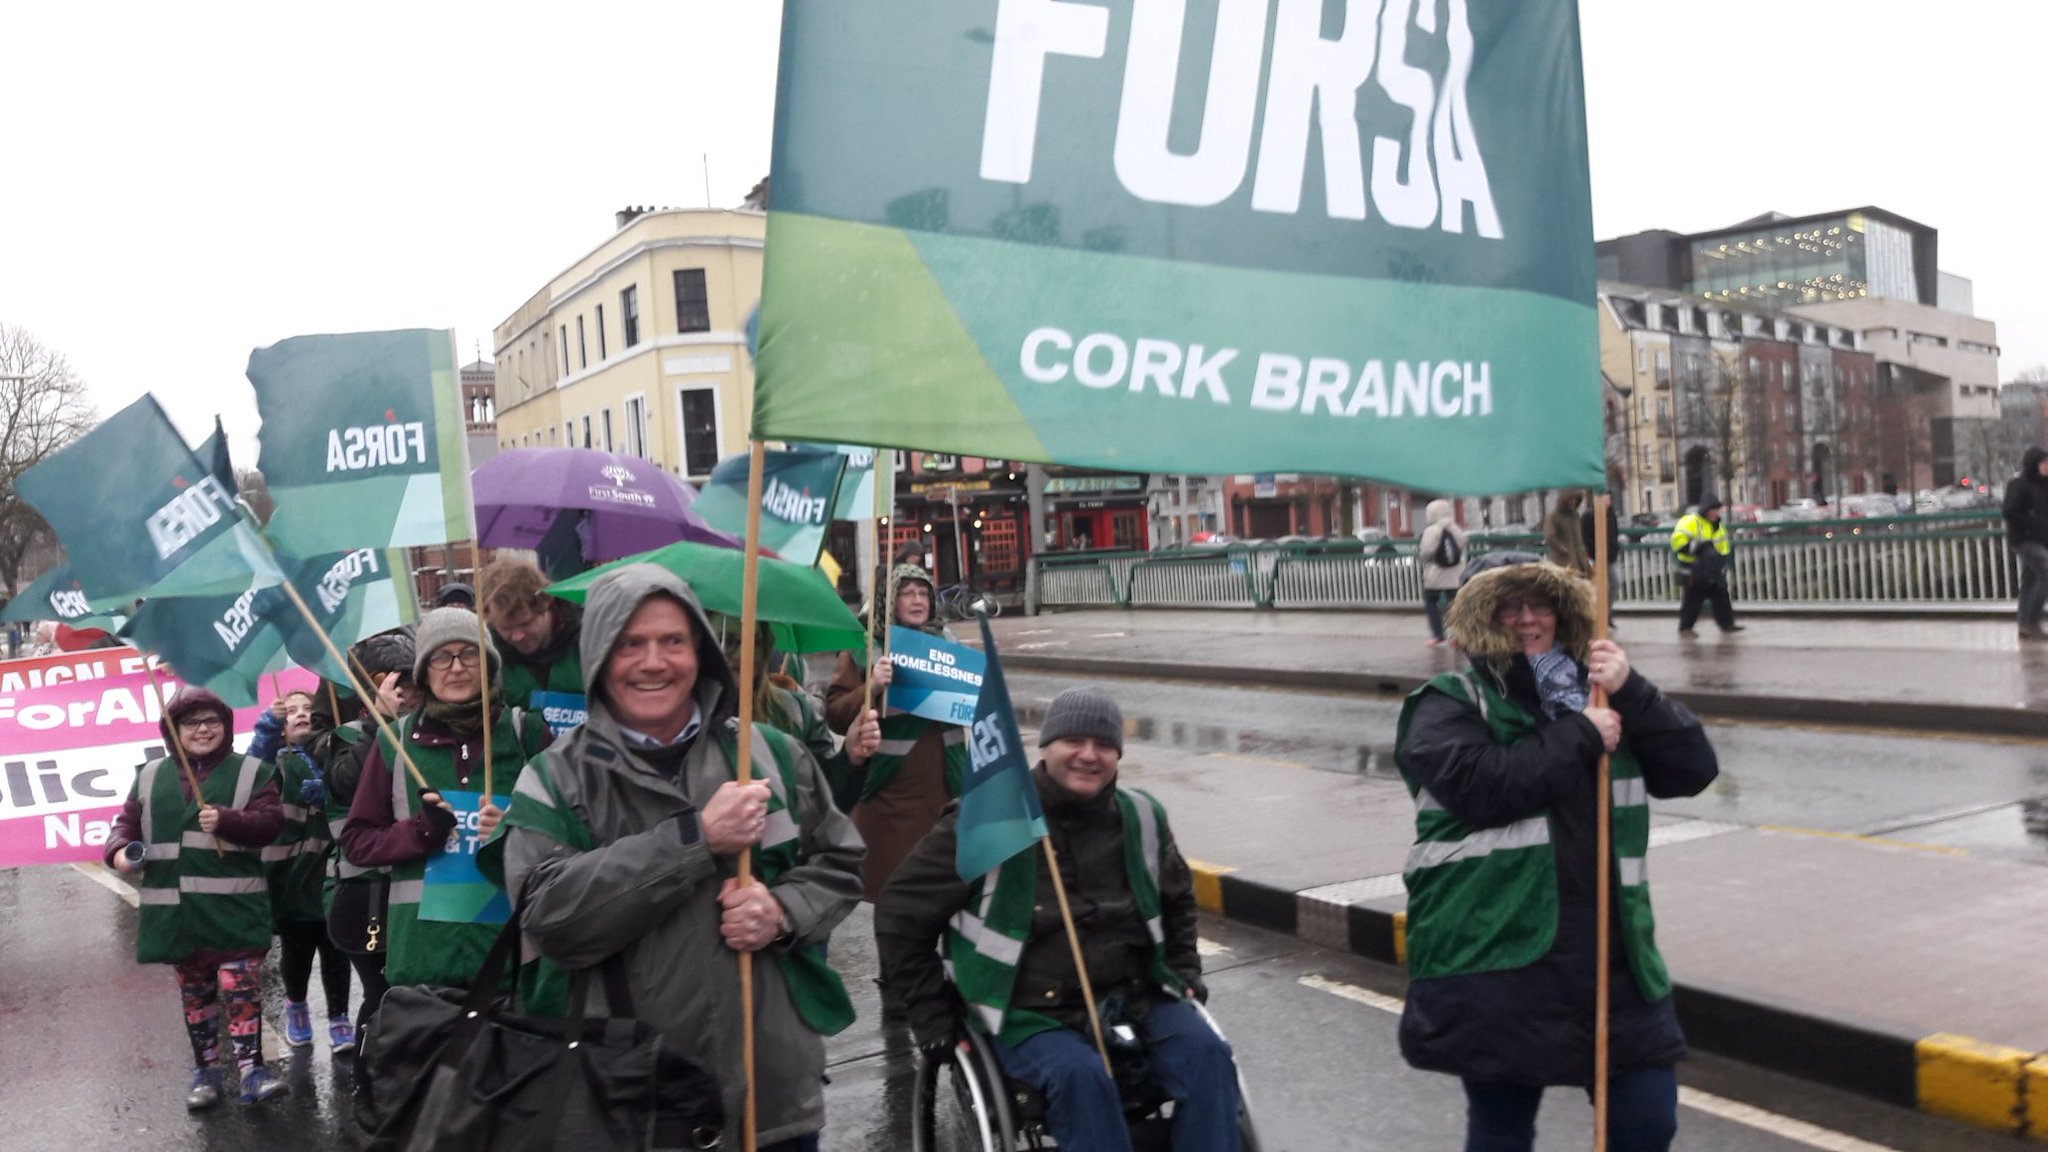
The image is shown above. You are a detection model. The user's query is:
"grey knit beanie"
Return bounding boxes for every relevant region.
[412,607,500,683]
[1037,686,1124,753]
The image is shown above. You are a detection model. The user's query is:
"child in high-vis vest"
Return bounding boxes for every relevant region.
[106,687,288,1110]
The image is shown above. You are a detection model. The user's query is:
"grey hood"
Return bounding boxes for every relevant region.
[576,563,738,727]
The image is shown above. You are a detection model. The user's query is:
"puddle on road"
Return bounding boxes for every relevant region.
[1015,701,1402,780]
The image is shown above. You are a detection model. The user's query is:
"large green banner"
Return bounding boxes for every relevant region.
[757,0,1601,494]
[249,329,472,553]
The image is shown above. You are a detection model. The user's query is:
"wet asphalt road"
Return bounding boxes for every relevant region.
[1,671,2031,1151]
[0,868,2003,1152]
[1001,673,2048,867]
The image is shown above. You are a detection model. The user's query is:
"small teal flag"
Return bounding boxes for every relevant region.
[955,615,1046,882]
[692,447,848,567]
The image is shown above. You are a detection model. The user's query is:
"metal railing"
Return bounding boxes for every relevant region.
[1032,512,2015,611]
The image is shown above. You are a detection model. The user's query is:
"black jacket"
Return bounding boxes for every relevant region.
[1579,503,1620,566]
[2003,449,2048,547]
[1397,656,1718,1085]
[875,765,1203,1048]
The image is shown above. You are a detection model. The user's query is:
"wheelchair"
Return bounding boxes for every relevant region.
[910,999,1261,1152]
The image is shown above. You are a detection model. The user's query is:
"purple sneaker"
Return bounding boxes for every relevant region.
[329,1016,357,1056]
[283,999,313,1047]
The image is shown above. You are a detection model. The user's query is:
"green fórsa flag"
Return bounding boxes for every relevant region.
[248,329,472,554]
[275,547,420,682]
[792,443,898,522]
[955,614,1047,882]
[758,1,1602,495]
[692,448,848,567]
[15,395,285,603]
[0,563,131,631]
[120,586,290,708]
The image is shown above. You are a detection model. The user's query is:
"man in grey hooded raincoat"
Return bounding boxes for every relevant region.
[493,563,865,1150]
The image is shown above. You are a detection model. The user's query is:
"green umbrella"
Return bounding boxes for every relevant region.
[546,540,865,654]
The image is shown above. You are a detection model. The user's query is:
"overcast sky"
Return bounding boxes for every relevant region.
[2,1,2039,462]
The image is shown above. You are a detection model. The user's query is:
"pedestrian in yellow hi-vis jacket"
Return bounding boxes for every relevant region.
[1669,496,1743,636]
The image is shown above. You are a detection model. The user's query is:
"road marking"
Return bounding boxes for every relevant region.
[1197,938,1233,957]
[1299,974,1907,1152]
[1758,825,1966,856]
[1200,752,1308,770]
[1677,1087,1902,1152]
[1014,642,1070,651]
[1013,629,1055,636]
[1085,631,1129,638]
[72,862,139,909]
[75,863,291,1065]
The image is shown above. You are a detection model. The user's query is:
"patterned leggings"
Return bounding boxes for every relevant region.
[173,958,265,1072]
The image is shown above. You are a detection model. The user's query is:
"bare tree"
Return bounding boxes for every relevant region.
[0,324,96,596]
[1679,355,1758,505]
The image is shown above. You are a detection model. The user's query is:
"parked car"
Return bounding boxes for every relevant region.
[1775,498,1827,522]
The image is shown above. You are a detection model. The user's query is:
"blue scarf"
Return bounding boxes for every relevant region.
[1527,645,1587,719]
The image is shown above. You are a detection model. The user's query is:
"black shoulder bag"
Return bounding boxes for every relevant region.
[363,911,724,1151]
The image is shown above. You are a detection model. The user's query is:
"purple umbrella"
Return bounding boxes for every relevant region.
[472,448,739,562]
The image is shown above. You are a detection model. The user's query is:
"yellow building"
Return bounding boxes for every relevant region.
[492,207,764,481]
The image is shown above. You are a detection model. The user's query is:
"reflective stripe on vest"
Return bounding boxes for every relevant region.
[1128,791,1165,945]
[1619,856,1647,887]
[1613,777,1646,808]
[1404,814,1550,872]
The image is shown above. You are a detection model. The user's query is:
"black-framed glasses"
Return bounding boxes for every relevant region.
[176,715,225,731]
[426,646,482,671]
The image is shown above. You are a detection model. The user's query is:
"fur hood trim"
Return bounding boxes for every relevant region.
[1446,561,1597,670]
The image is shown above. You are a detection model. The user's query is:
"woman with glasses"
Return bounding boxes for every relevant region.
[1392,561,1718,1152]
[105,687,290,1110]
[339,607,552,993]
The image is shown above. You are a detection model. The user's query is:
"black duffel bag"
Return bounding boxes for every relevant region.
[362,911,723,1151]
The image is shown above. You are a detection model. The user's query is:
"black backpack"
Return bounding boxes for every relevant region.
[1432,528,1463,569]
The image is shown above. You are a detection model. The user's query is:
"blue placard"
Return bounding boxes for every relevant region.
[419,789,513,925]
[530,689,588,736]
[885,627,987,725]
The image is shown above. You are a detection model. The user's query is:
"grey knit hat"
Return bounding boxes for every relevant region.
[1037,686,1124,753]
[412,606,500,684]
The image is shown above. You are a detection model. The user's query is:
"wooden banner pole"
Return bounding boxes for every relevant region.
[1592,493,1614,1152]
[140,662,219,855]
[1041,836,1114,1078]
[736,439,769,1152]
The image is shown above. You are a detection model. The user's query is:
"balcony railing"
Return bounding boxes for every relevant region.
[1031,512,2013,611]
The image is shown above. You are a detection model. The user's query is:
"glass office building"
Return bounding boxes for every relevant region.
[1687,209,1934,306]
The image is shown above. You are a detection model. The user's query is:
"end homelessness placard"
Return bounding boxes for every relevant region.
[758,0,1602,495]
[0,649,314,868]
[886,627,987,724]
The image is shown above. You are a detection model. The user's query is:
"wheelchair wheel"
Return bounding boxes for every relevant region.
[1191,1000,1264,1152]
[912,1038,1015,1152]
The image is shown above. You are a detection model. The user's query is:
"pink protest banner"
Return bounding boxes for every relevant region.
[0,648,318,868]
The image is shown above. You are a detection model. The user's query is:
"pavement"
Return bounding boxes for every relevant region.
[973,608,2048,1138]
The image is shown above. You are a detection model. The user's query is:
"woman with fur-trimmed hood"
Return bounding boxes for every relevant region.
[1393,561,1718,1152]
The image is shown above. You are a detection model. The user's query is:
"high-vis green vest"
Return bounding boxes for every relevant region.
[134,754,277,964]
[862,715,967,802]
[487,721,855,1033]
[378,709,549,987]
[946,788,1186,1046]
[322,722,385,884]
[1395,670,1670,999]
[264,746,331,923]
[499,654,584,716]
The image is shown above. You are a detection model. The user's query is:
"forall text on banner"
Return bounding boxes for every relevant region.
[885,626,987,725]
[0,650,316,868]
[757,0,1602,495]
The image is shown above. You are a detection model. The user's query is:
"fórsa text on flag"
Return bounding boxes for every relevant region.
[248,329,473,554]
[15,394,284,604]
[756,0,1601,495]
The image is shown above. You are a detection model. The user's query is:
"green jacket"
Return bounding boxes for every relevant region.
[264,746,333,923]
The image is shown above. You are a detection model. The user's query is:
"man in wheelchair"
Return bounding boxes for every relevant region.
[877,687,1243,1152]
